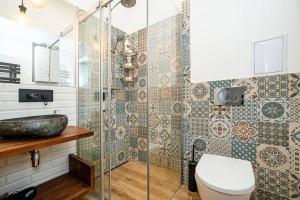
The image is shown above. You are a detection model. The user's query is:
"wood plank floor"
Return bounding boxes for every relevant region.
[81,161,200,200]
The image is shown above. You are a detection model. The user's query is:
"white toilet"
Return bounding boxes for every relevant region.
[195,154,255,200]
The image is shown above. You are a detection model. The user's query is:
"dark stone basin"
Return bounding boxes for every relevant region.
[0,115,68,138]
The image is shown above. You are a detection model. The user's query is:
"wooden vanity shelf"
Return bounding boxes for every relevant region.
[0,126,95,200]
[0,126,93,157]
[34,154,95,200]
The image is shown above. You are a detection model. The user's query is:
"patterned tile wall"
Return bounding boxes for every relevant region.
[128,15,182,175]
[181,0,300,199]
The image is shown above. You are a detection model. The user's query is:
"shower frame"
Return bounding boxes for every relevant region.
[75,1,183,199]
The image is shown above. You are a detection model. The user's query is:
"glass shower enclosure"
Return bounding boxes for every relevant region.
[76,1,182,199]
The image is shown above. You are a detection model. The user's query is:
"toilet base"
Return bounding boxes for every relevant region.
[196,179,252,200]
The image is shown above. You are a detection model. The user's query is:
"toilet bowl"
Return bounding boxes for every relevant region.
[195,154,255,200]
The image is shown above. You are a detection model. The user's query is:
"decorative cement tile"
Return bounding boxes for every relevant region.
[209,119,231,139]
[137,138,147,151]
[232,120,257,143]
[256,144,289,171]
[183,100,191,118]
[158,101,172,115]
[159,129,171,145]
[232,77,258,99]
[137,102,147,114]
[129,147,138,161]
[290,123,300,148]
[258,75,289,98]
[189,118,209,137]
[257,122,289,147]
[159,73,171,87]
[290,173,300,199]
[256,167,289,196]
[149,102,158,114]
[138,150,148,163]
[191,100,209,118]
[172,102,182,114]
[194,138,207,152]
[232,100,257,125]
[149,114,160,129]
[171,86,181,101]
[160,115,172,128]
[289,73,300,98]
[232,140,257,163]
[116,126,126,139]
[207,138,231,157]
[158,87,172,100]
[171,115,181,130]
[191,82,209,101]
[137,89,147,102]
[254,189,289,200]
[290,98,300,123]
[257,99,289,123]
[289,148,300,176]
[209,101,232,120]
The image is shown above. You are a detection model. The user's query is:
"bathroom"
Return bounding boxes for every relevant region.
[0,0,299,199]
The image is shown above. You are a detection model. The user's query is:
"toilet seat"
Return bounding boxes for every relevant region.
[195,154,255,195]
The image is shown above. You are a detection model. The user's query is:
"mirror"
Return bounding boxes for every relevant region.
[0,0,75,87]
[190,0,300,83]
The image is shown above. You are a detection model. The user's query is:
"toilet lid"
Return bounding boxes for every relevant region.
[195,154,255,195]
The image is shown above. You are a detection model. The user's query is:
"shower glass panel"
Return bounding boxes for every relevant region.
[77,0,182,199]
[148,1,182,199]
[77,8,103,199]
[109,0,149,199]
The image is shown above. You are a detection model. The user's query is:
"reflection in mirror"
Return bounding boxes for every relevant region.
[0,0,75,87]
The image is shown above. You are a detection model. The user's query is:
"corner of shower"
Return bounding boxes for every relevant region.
[75,1,183,199]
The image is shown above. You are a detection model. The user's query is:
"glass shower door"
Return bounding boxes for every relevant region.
[77,6,112,200]
[148,1,182,199]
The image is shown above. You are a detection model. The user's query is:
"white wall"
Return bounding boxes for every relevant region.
[0,0,76,36]
[190,0,300,83]
[0,83,76,195]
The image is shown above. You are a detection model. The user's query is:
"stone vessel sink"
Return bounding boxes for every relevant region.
[0,115,68,138]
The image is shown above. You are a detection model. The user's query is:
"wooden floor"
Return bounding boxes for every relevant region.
[81,161,200,200]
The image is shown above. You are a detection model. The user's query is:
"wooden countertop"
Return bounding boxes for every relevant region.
[0,126,93,157]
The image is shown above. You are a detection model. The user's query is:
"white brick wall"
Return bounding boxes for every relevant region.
[0,83,77,195]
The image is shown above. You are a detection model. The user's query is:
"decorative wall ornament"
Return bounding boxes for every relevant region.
[232,120,257,142]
